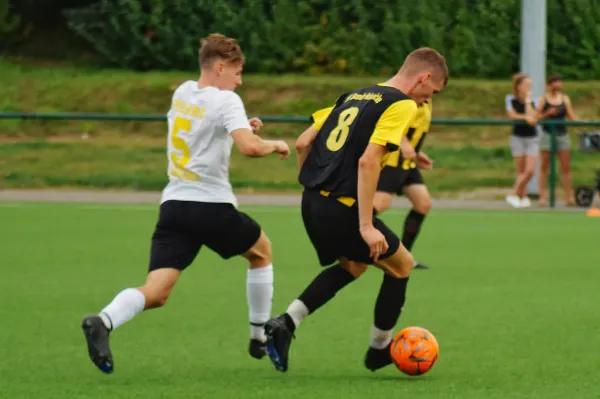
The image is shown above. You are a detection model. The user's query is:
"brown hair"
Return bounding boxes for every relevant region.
[198,33,244,69]
[512,73,527,96]
[400,47,449,86]
[547,74,562,85]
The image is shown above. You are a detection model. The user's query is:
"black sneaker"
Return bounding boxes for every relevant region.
[248,339,267,359]
[81,314,113,374]
[364,343,393,371]
[264,314,295,372]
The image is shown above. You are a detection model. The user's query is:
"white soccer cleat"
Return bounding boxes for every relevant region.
[520,197,532,208]
[505,195,522,208]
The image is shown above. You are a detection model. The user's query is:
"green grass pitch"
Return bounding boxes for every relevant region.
[1,202,599,399]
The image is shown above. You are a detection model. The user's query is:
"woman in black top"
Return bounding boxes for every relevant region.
[505,73,539,208]
[537,75,580,206]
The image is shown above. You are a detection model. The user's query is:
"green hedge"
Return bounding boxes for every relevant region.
[0,0,19,36]
[5,0,600,79]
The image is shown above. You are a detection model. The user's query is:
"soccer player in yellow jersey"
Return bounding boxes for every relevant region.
[263,48,448,373]
[374,100,434,269]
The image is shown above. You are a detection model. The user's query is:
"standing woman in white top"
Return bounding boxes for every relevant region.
[504,73,539,208]
[80,33,291,374]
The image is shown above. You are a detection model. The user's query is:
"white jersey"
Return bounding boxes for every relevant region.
[160,81,252,207]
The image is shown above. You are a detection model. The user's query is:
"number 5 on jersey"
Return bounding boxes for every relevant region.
[326,107,359,151]
[170,116,200,181]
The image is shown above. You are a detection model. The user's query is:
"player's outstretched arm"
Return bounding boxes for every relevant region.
[231,128,290,159]
[223,91,289,159]
[295,126,319,170]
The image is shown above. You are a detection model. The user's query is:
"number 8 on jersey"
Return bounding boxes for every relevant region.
[326,107,359,152]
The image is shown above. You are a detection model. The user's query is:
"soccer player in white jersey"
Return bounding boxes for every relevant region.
[81,33,290,374]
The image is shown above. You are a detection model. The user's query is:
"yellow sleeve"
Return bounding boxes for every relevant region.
[311,107,334,131]
[369,99,417,151]
[384,149,401,168]
[421,101,432,131]
[412,102,432,137]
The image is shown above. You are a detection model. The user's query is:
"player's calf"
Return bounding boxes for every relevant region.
[402,184,431,250]
[138,269,180,309]
[365,247,412,371]
[138,289,169,309]
[264,261,362,372]
[81,270,177,373]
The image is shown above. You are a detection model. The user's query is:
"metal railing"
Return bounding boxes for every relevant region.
[1,112,598,208]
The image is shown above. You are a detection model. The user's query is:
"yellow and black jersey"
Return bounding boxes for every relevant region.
[387,101,432,170]
[299,84,417,198]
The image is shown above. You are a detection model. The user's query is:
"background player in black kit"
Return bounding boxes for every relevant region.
[263,48,449,373]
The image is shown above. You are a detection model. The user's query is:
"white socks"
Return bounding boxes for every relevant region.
[370,325,393,349]
[286,299,309,328]
[99,288,146,331]
[97,265,274,340]
[247,264,274,342]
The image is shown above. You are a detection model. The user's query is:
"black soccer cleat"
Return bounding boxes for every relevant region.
[248,339,267,359]
[414,262,430,270]
[264,314,295,372]
[81,314,114,374]
[364,343,393,371]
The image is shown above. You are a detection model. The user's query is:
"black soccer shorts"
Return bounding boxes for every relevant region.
[301,189,400,266]
[377,166,425,195]
[148,200,262,271]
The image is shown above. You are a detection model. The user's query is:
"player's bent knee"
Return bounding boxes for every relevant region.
[414,197,432,215]
[140,267,180,309]
[373,192,393,214]
[244,230,272,268]
[391,254,414,279]
[413,192,432,215]
[376,248,414,279]
[339,259,368,279]
[374,201,390,214]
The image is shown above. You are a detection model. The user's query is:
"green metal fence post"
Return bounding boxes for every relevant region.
[549,124,557,208]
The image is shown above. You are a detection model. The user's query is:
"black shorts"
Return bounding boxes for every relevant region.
[377,166,424,195]
[301,189,400,266]
[149,200,262,272]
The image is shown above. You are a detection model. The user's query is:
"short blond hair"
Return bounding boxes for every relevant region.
[199,33,244,69]
[400,47,449,86]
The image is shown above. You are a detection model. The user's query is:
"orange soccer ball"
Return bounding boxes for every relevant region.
[390,326,439,376]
